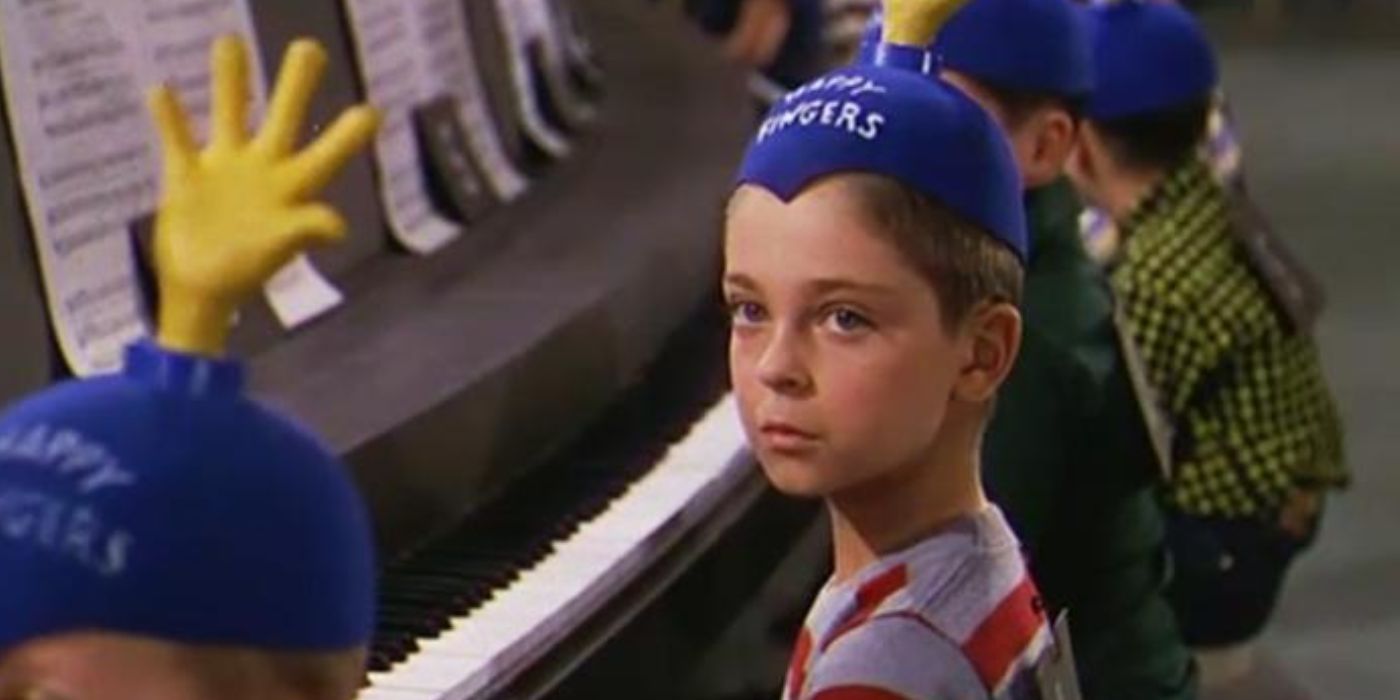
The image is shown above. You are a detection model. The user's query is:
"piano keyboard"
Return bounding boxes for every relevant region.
[360,312,754,700]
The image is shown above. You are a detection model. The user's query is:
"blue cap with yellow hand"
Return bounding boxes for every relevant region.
[737,0,1028,261]
[148,35,379,356]
[0,37,381,654]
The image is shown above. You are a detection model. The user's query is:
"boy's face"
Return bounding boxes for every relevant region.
[942,70,1076,190]
[0,634,333,700]
[0,634,211,700]
[723,181,972,499]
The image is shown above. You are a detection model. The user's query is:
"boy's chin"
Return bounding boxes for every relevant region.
[757,457,838,499]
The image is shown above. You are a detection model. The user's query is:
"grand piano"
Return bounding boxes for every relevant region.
[0,1,822,698]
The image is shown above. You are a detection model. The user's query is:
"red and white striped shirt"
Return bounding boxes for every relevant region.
[783,506,1050,700]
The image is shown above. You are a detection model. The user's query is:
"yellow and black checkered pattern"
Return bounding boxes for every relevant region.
[1110,161,1347,518]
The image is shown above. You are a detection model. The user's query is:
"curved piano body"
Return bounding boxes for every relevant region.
[0,0,821,698]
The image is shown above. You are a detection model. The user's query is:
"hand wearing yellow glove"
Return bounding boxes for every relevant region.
[881,0,970,46]
[148,35,379,357]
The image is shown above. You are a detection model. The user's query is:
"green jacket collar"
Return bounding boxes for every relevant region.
[1024,178,1082,266]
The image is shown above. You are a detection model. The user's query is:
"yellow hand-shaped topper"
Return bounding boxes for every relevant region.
[882,0,971,46]
[148,35,379,356]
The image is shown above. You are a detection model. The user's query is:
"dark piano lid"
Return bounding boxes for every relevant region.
[245,0,754,560]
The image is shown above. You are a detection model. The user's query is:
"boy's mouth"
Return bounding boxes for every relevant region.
[758,420,820,451]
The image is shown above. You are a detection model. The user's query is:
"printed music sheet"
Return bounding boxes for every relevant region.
[0,0,156,375]
[342,0,461,255]
[518,0,595,124]
[413,0,529,203]
[490,0,570,158]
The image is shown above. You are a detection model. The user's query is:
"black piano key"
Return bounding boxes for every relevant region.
[376,605,453,631]
[370,634,416,665]
[379,576,493,606]
[379,585,475,609]
[376,599,450,622]
[377,610,448,637]
[367,651,395,672]
[398,562,517,589]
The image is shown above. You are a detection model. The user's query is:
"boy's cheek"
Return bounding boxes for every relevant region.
[728,342,767,397]
[728,359,762,438]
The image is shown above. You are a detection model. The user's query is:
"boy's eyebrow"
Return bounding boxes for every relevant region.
[804,278,900,298]
[722,272,758,290]
[722,274,900,298]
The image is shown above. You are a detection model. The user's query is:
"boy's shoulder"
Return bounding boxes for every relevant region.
[802,509,1050,699]
[1114,192,1283,346]
[804,612,986,700]
[903,511,1049,698]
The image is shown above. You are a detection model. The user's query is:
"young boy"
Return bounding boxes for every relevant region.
[928,1,1198,698]
[1078,0,1248,266]
[0,36,380,700]
[1067,0,1347,683]
[723,1,1055,697]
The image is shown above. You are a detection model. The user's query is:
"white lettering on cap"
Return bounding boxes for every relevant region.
[784,75,888,103]
[0,424,137,495]
[755,99,887,144]
[0,488,135,577]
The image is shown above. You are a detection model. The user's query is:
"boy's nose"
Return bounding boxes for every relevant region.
[754,327,812,396]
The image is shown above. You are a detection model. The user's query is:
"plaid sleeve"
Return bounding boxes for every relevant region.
[1115,281,1220,419]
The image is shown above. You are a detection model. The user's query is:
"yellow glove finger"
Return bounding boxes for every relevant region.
[147,84,198,182]
[277,203,347,253]
[882,0,970,46]
[255,38,328,157]
[282,104,380,198]
[210,34,252,150]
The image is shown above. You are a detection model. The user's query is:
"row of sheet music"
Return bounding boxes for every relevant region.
[0,0,599,376]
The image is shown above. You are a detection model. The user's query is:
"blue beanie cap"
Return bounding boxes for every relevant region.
[0,341,375,652]
[1085,0,1218,120]
[933,0,1094,98]
[738,47,1028,262]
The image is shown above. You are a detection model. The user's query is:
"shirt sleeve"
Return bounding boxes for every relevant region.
[804,614,989,700]
[1118,283,1220,418]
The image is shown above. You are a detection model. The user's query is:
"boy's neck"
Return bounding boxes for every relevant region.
[825,422,989,585]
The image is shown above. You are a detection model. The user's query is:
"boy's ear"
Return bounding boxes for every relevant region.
[1019,107,1080,189]
[1066,123,1104,203]
[1027,109,1077,185]
[953,301,1022,403]
[1077,122,1112,180]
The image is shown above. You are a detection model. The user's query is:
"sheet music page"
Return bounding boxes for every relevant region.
[128,0,344,328]
[490,0,570,158]
[0,0,155,375]
[550,0,598,70]
[519,0,577,79]
[342,0,460,255]
[517,0,595,124]
[413,0,528,202]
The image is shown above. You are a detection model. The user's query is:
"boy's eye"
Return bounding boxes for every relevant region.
[823,307,872,334]
[728,300,767,326]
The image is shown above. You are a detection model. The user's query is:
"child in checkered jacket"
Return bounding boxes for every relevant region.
[1064,0,1346,687]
